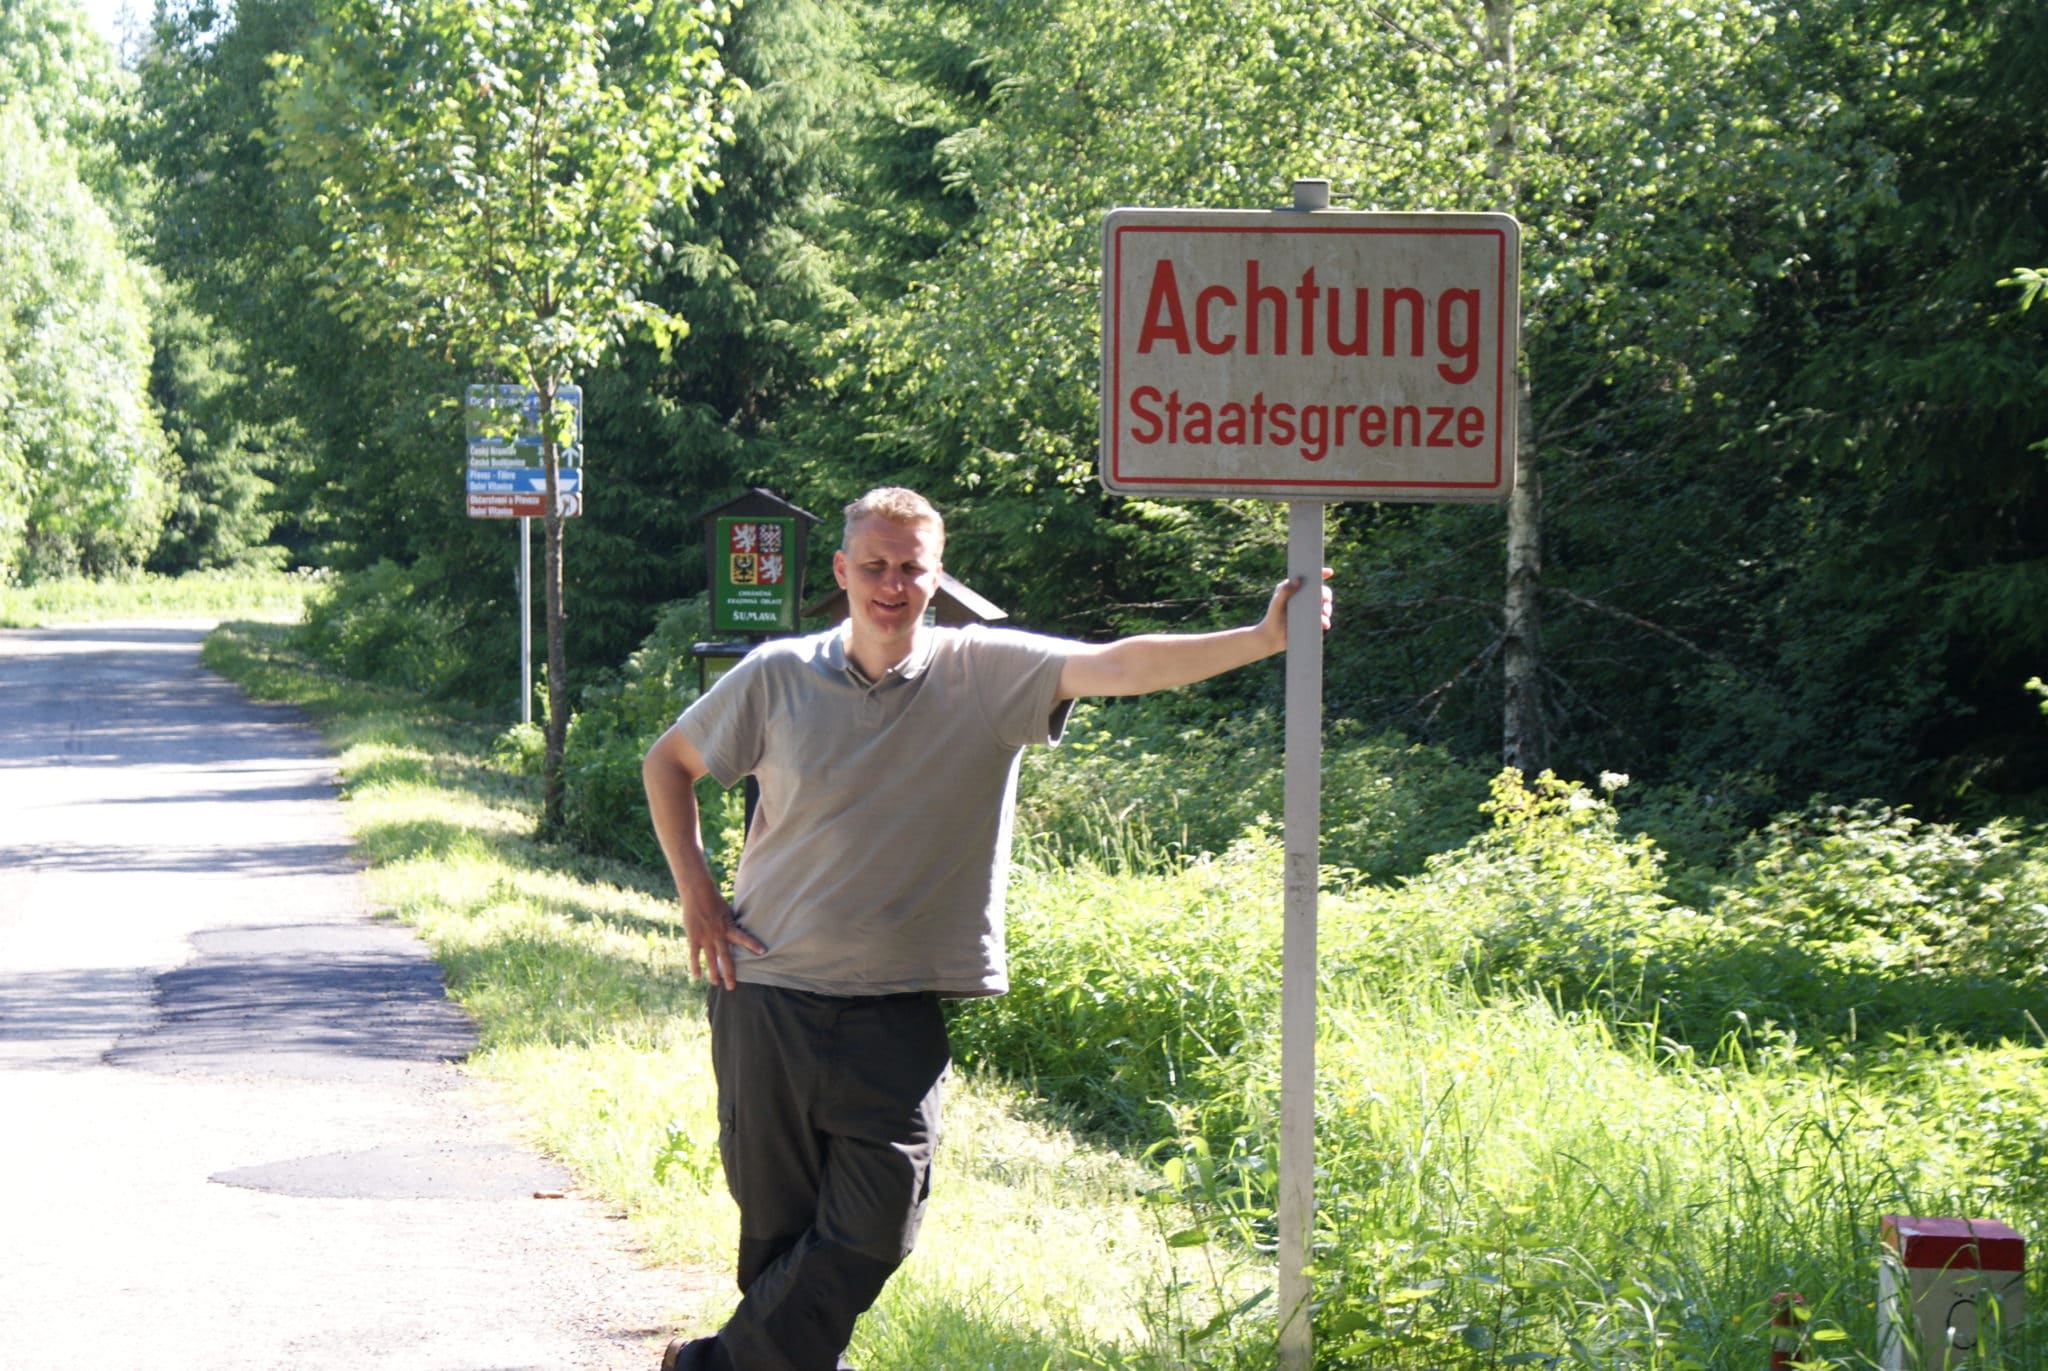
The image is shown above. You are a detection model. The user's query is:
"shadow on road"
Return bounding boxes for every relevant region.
[107,922,477,1081]
[0,838,359,877]
[0,965,153,1066]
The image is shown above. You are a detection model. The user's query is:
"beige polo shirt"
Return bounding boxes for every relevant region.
[678,622,1077,996]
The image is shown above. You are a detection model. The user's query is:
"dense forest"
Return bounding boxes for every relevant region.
[5,0,2046,833]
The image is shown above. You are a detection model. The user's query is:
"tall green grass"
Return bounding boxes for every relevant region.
[960,772,2048,1369]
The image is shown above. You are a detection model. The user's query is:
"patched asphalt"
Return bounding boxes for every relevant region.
[0,622,696,1370]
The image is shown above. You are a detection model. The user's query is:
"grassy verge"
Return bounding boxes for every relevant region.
[0,566,319,626]
[200,619,1246,1368]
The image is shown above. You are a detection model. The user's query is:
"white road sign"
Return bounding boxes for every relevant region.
[1100,208,1520,501]
[1097,186,1526,1371]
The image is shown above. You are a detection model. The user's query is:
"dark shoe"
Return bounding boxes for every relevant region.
[661,1336,727,1371]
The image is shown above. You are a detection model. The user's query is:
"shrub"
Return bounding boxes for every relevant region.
[1366,770,1726,1032]
[1610,775,1761,906]
[1371,775,2048,1050]
[293,558,472,698]
[560,595,746,874]
[1016,699,1488,882]
[950,832,1289,1139]
[1707,803,2048,1043]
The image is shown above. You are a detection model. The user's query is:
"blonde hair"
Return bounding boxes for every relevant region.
[841,487,944,552]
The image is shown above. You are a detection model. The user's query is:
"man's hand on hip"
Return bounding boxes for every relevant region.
[684,894,768,991]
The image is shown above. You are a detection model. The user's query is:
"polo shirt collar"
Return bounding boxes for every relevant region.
[827,622,936,688]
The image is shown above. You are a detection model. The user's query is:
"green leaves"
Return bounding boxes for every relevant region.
[0,97,172,580]
[265,0,740,386]
[2002,266,2048,313]
[263,0,745,826]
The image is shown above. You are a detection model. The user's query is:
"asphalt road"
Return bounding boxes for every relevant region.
[0,622,687,1371]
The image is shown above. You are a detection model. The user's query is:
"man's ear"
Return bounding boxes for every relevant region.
[832,548,848,588]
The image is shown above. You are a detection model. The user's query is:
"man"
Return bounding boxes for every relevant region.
[642,486,1330,1371]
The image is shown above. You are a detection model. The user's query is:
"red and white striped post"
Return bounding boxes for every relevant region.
[1878,1216,2026,1370]
[1769,1290,1806,1370]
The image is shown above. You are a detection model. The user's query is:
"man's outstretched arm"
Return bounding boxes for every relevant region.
[642,724,767,989]
[1056,570,1332,702]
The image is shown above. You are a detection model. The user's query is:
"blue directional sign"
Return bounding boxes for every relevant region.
[465,467,583,495]
[464,383,585,519]
[464,384,583,463]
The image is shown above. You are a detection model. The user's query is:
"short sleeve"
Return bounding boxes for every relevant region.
[677,651,768,787]
[963,627,1078,749]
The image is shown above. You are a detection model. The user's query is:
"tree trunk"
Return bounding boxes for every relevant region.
[537,374,569,834]
[1485,0,1545,774]
[1502,424,1545,773]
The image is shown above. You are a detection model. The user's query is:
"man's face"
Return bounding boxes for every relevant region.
[834,515,943,653]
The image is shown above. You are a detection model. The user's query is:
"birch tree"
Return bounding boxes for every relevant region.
[1320,0,1804,771]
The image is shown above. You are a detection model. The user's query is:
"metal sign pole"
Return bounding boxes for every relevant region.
[1276,174,1330,1371]
[1278,497,1324,1371]
[519,515,533,725]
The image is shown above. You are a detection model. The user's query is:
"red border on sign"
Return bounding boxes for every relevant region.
[1881,1216,2027,1273]
[1107,222,1515,493]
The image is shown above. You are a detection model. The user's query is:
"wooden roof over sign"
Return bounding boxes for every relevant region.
[804,571,1006,627]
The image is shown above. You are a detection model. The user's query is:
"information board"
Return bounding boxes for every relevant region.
[464,383,584,519]
[710,516,799,632]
